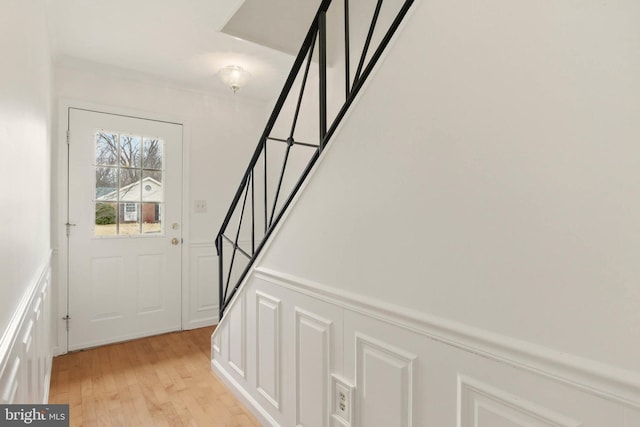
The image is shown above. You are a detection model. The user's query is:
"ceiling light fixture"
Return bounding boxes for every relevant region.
[218,65,250,94]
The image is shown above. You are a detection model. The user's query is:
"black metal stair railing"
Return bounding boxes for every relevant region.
[216,0,414,319]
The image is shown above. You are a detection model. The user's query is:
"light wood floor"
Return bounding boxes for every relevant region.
[49,327,260,427]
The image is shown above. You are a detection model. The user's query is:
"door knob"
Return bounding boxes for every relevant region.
[171,237,180,245]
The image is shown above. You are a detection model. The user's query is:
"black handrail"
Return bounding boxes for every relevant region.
[217,0,414,319]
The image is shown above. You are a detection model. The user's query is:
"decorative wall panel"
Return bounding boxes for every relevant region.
[228,294,246,378]
[195,253,217,312]
[458,376,581,427]
[212,327,221,355]
[355,334,415,427]
[211,268,638,427]
[256,292,281,409]
[295,308,331,427]
[0,259,52,404]
[188,242,218,329]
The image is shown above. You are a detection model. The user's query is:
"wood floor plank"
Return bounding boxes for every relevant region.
[49,327,260,427]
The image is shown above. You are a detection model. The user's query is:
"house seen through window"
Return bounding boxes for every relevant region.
[94,131,164,236]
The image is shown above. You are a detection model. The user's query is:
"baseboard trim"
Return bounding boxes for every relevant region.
[52,346,65,358]
[254,266,640,409]
[211,359,281,427]
[185,317,218,330]
[68,326,181,352]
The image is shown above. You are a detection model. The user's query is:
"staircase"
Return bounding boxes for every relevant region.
[216,0,415,320]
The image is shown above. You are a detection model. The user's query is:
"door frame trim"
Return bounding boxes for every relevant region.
[54,98,191,355]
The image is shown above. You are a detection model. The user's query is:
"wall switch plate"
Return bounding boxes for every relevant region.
[194,200,207,213]
[331,374,354,426]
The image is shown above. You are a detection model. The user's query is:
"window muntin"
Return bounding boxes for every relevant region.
[93,131,164,237]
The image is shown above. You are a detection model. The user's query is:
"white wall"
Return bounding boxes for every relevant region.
[51,58,273,340]
[0,0,52,353]
[260,0,640,373]
[0,0,54,403]
[213,0,640,424]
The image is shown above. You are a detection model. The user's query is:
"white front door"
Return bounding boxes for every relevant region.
[67,108,183,351]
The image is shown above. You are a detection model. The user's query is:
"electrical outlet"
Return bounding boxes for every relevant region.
[336,383,350,418]
[331,375,354,426]
[194,200,207,213]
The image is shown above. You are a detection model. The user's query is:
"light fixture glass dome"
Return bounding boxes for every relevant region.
[218,65,250,94]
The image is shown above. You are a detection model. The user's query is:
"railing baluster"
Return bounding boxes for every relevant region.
[269,142,293,227]
[251,169,255,255]
[264,139,268,234]
[352,0,413,95]
[216,9,328,240]
[218,0,414,317]
[344,0,351,97]
[217,235,224,320]
[354,0,384,84]
[319,10,327,149]
[225,182,251,293]
[289,30,318,140]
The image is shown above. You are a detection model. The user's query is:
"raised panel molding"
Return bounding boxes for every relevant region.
[355,333,415,427]
[1,357,20,403]
[22,320,34,356]
[212,327,221,355]
[458,375,582,427]
[90,256,125,321]
[22,318,35,403]
[295,308,332,427]
[254,267,640,409]
[195,253,217,313]
[255,292,281,410]
[212,268,638,427]
[0,254,52,405]
[228,294,246,378]
[33,297,42,322]
[188,243,218,329]
[137,253,165,314]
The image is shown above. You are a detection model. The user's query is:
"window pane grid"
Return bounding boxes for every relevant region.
[94,130,164,237]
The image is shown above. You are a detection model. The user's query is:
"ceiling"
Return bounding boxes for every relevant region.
[223,0,321,57]
[45,0,319,101]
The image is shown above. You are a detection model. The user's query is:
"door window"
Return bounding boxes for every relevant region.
[94,131,164,237]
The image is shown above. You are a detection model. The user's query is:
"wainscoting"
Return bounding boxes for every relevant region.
[188,241,219,329]
[212,266,640,426]
[0,254,53,404]
[188,239,252,329]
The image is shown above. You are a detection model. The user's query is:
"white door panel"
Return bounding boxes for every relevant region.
[67,108,182,350]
